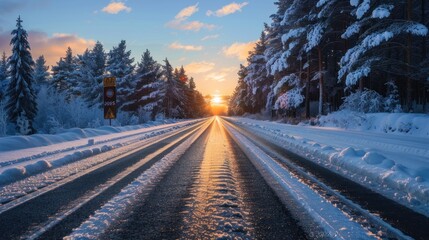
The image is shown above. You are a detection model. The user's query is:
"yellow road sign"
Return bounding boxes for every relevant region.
[103,77,116,87]
[104,107,116,119]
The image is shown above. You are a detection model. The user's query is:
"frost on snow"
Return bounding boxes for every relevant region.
[281,28,306,45]
[371,5,394,19]
[342,22,362,39]
[274,88,304,110]
[340,22,428,85]
[354,0,371,19]
[305,22,326,52]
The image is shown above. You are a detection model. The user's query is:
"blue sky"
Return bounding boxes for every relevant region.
[0,0,276,96]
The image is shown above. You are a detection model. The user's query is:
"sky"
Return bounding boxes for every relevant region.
[0,0,276,97]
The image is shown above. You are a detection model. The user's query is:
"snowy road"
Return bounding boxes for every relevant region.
[0,117,427,239]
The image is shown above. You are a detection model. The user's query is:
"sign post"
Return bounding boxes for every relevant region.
[103,77,117,125]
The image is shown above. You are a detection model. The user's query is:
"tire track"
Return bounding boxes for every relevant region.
[180,119,252,239]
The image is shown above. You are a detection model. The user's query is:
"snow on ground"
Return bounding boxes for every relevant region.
[225,122,380,239]
[227,114,429,217]
[316,110,429,137]
[0,119,202,186]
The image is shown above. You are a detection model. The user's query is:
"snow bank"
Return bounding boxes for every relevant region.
[0,119,201,186]
[0,119,181,152]
[224,122,376,239]
[227,117,429,217]
[317,111,429,137]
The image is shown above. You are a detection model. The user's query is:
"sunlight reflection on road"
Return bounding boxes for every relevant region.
[180,117,253,239]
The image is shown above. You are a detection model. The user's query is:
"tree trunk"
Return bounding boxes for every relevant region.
[305,54,311,118]
[359,78,364,91]
[317,47,324,116]
[406,0,414,112]
[421,0,427,112]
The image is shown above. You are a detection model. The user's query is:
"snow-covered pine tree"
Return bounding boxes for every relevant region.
[74,49,92,97]
[0,52,8,100]
[122,49,164,120]
[265,0,312,116]
[51,47,78,100]
[162,59,185,118]
[244,31,272,114]
[339,1,428,111]
[33,55,50,92]
[228,64,250,115]
[78,42,106,108]
[263,0,298,115]
[384,80,401,112]
[106,40,134,110]
[5,16,38,134]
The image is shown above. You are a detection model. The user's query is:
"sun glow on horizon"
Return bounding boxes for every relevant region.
[211,95,223,105]
[210,95,228,115]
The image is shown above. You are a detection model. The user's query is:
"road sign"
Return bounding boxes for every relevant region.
[104,77,117,120]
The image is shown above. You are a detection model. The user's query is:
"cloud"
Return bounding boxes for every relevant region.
[175,3,199,21]
[207,2,249,17]
[167,20,215,32]
[206,72,226,82]
[205,67,236,82]
[222,41,256,61]
[0,31,96,67]
[102,1,132,14]
[185,61,215,74]
[166,3,216,31]
[201,34,219,41]
[169,42,203,51]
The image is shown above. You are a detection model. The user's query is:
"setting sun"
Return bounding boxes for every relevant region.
[211,95,223,105]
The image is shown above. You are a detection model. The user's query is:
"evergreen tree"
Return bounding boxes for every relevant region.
[6,16,38,134]
[162,58,185,118]
[0,52,8,100]
[186,77,209,118]
[51,47,78,99]
[189,77,196,90]
[228,65,250,115]
[106,40,134,109]
[178,66,189,84]
[263,0,292,114]
[244,31,272,114]
[340,1,428,111]
[79,42,106,108]
[75,49,94,97]
[177,66,193,118]
[33,55,50,91]
[123,49,164,120]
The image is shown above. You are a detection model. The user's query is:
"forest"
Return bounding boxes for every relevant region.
[228,0,429,120]
[0,17,210,136]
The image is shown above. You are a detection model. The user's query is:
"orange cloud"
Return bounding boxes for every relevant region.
[166,3,216,31]
[207,2,249,17]
[175,3,199,21]
[166,20,215,32]
[169,42,203,51]
[102,2,131,14]
[205,67,237,82]
[185,61,215,74]
[29,32,95,67]
[1,31,95,67]
[222,41,256,61]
